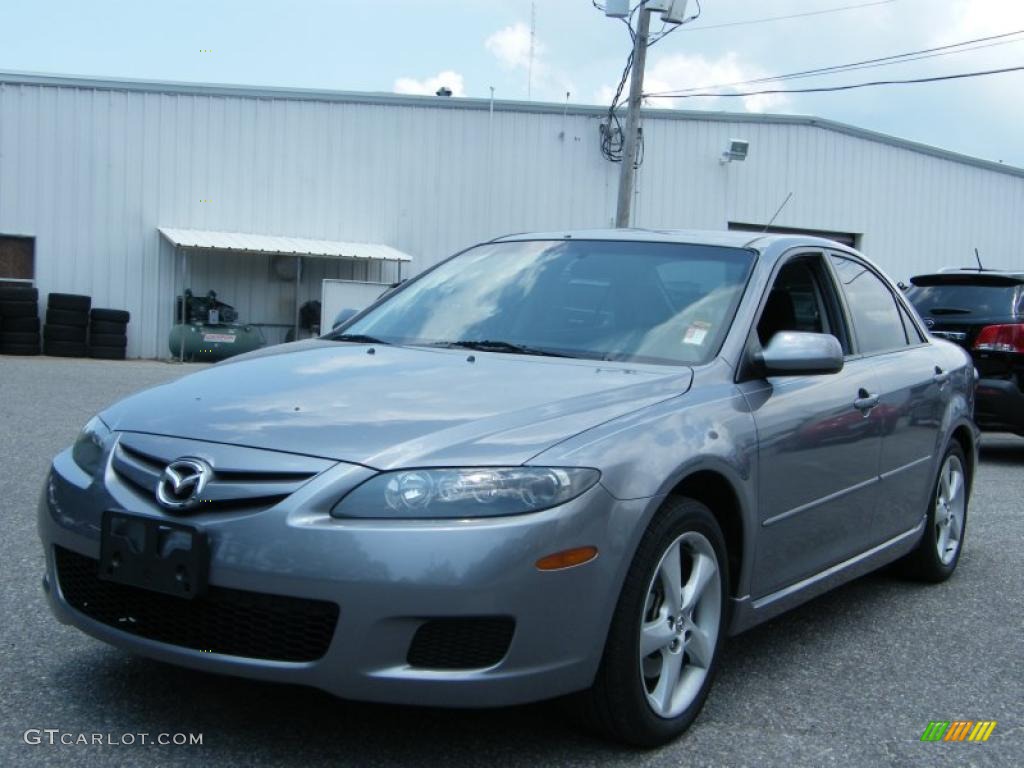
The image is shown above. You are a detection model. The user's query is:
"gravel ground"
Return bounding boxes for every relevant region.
[1,356,1021,768]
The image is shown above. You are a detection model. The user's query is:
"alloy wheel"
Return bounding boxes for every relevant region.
[639,531,722,719]
[934,454,966,565]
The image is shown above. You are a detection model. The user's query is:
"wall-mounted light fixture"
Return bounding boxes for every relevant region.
[721,139,750,164]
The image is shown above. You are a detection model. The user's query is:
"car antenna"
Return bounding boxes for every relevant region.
[973,247,985,271]
[762,192,793,233]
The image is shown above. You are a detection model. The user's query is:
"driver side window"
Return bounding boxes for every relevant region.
[757,255,848,353]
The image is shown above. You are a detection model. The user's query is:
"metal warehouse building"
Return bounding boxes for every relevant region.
[1,70,1023,358]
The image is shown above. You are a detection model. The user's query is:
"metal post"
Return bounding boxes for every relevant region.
[293,255,302,342]
[178,250,188,362]
[615,6,651,228]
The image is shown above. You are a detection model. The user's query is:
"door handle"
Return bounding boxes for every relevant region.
[853,388,879,412]
[933,366,951,385]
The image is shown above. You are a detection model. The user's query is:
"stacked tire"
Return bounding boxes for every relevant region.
[44,293,91,357]
[0,287,41,355]
[88,308,130,360]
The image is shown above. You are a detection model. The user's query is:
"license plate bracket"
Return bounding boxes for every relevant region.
[98,511,210,599]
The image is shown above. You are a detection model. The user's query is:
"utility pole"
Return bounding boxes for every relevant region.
[527,1,536,100]
[615,6,651,228]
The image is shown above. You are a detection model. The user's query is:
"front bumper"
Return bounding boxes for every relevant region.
[974,378,1024,435]
[38,447,649,707]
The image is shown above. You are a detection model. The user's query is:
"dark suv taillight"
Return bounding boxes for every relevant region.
[973,324,1024,353]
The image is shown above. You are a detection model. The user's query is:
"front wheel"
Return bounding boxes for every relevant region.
[899,441,969,582]
[576,497,728,747]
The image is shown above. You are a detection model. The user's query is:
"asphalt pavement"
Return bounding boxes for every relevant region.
[1,356,1020,768]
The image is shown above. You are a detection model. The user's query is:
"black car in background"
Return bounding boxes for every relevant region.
[906,270,1024,435]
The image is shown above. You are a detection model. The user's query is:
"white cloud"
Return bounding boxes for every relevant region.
[485,22,540,71]
[483,20,574,100]
[603,51,790,113]
[393,70,466,97]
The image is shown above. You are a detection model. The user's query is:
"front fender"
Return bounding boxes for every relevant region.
[527,376,759,598]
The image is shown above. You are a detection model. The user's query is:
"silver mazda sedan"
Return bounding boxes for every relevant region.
[39,230,977,746]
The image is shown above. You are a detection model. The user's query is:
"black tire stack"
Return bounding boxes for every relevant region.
[0,287,42,355]
[44,293,91,357]
[88,308,130,360]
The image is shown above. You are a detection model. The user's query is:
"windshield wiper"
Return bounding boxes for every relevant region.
[331,333,392,345]
[928,307,972,315]
[436,340,574,358]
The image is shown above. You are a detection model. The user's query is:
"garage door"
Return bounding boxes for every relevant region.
[728,222,859,248]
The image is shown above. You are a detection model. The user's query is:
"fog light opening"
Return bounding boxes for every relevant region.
[535,546,598,571]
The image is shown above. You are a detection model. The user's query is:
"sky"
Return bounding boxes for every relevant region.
[2,0,1023,166]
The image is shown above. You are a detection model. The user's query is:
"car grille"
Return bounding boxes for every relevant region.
[407,617,515,670]
[111,433,333,513]
[55,546,339,662]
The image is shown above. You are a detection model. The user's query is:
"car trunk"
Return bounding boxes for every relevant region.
[906,274,1023,381]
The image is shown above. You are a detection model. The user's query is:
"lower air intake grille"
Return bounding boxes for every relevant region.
[55,546,338,662]
[407,617,515,670]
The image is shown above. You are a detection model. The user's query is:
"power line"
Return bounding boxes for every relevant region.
[642,65,1024,100]
[646,29,1024,97]
[598,0,702,164]
[678,0,897,32]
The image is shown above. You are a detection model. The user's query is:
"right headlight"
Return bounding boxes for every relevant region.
[71,416,112,477]
[331,467,601,519]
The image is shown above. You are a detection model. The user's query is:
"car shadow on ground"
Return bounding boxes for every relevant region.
[49,569,923,765]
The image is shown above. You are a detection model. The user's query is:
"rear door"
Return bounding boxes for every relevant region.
[829,254,945,542]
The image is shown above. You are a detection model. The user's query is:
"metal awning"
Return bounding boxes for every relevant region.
[158,227,413,262]
[159,227,412,361]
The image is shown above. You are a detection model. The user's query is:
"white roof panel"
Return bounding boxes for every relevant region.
[158,227,413,262]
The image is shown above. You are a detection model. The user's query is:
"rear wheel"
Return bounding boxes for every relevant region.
[899,442,968,582]
[576,497,728,747]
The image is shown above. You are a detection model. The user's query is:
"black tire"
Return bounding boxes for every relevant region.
[45,308,89,327]
[0,332,41,346]
[0,300,39,318]
[89,333,127,348]
[88,345,126,360]
[898,441,969,583]
[44,340,88,357]
[90,319,128,335]
[47,293,91,312]
[0,286,38,301]
[90,308,130,323]
[43,324,87,342]
[3,315,40,332]
[0,343,41,356]
[575,497,729,747]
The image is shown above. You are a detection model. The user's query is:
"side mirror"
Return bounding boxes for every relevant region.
[757,331,844,376]
[332,308,359,330]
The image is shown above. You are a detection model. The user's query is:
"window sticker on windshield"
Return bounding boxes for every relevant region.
[682,321,710,346]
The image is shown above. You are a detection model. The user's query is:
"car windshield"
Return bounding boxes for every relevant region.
[906,278,1021,316]
[335,239,755,365]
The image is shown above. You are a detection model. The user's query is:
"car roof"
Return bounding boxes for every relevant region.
[489,228,857,258]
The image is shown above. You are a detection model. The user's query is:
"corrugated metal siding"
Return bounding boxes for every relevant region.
[2,79,1023,357]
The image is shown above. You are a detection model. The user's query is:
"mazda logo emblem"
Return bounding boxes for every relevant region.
[156,458,211,511]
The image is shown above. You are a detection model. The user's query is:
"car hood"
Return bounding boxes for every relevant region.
[102,341,693,468]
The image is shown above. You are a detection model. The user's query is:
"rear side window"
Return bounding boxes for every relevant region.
[897,302,926,344]
[830,255,907,354]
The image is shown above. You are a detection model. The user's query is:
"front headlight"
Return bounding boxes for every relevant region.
[332,467,601,519]
[71,416,112,476]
